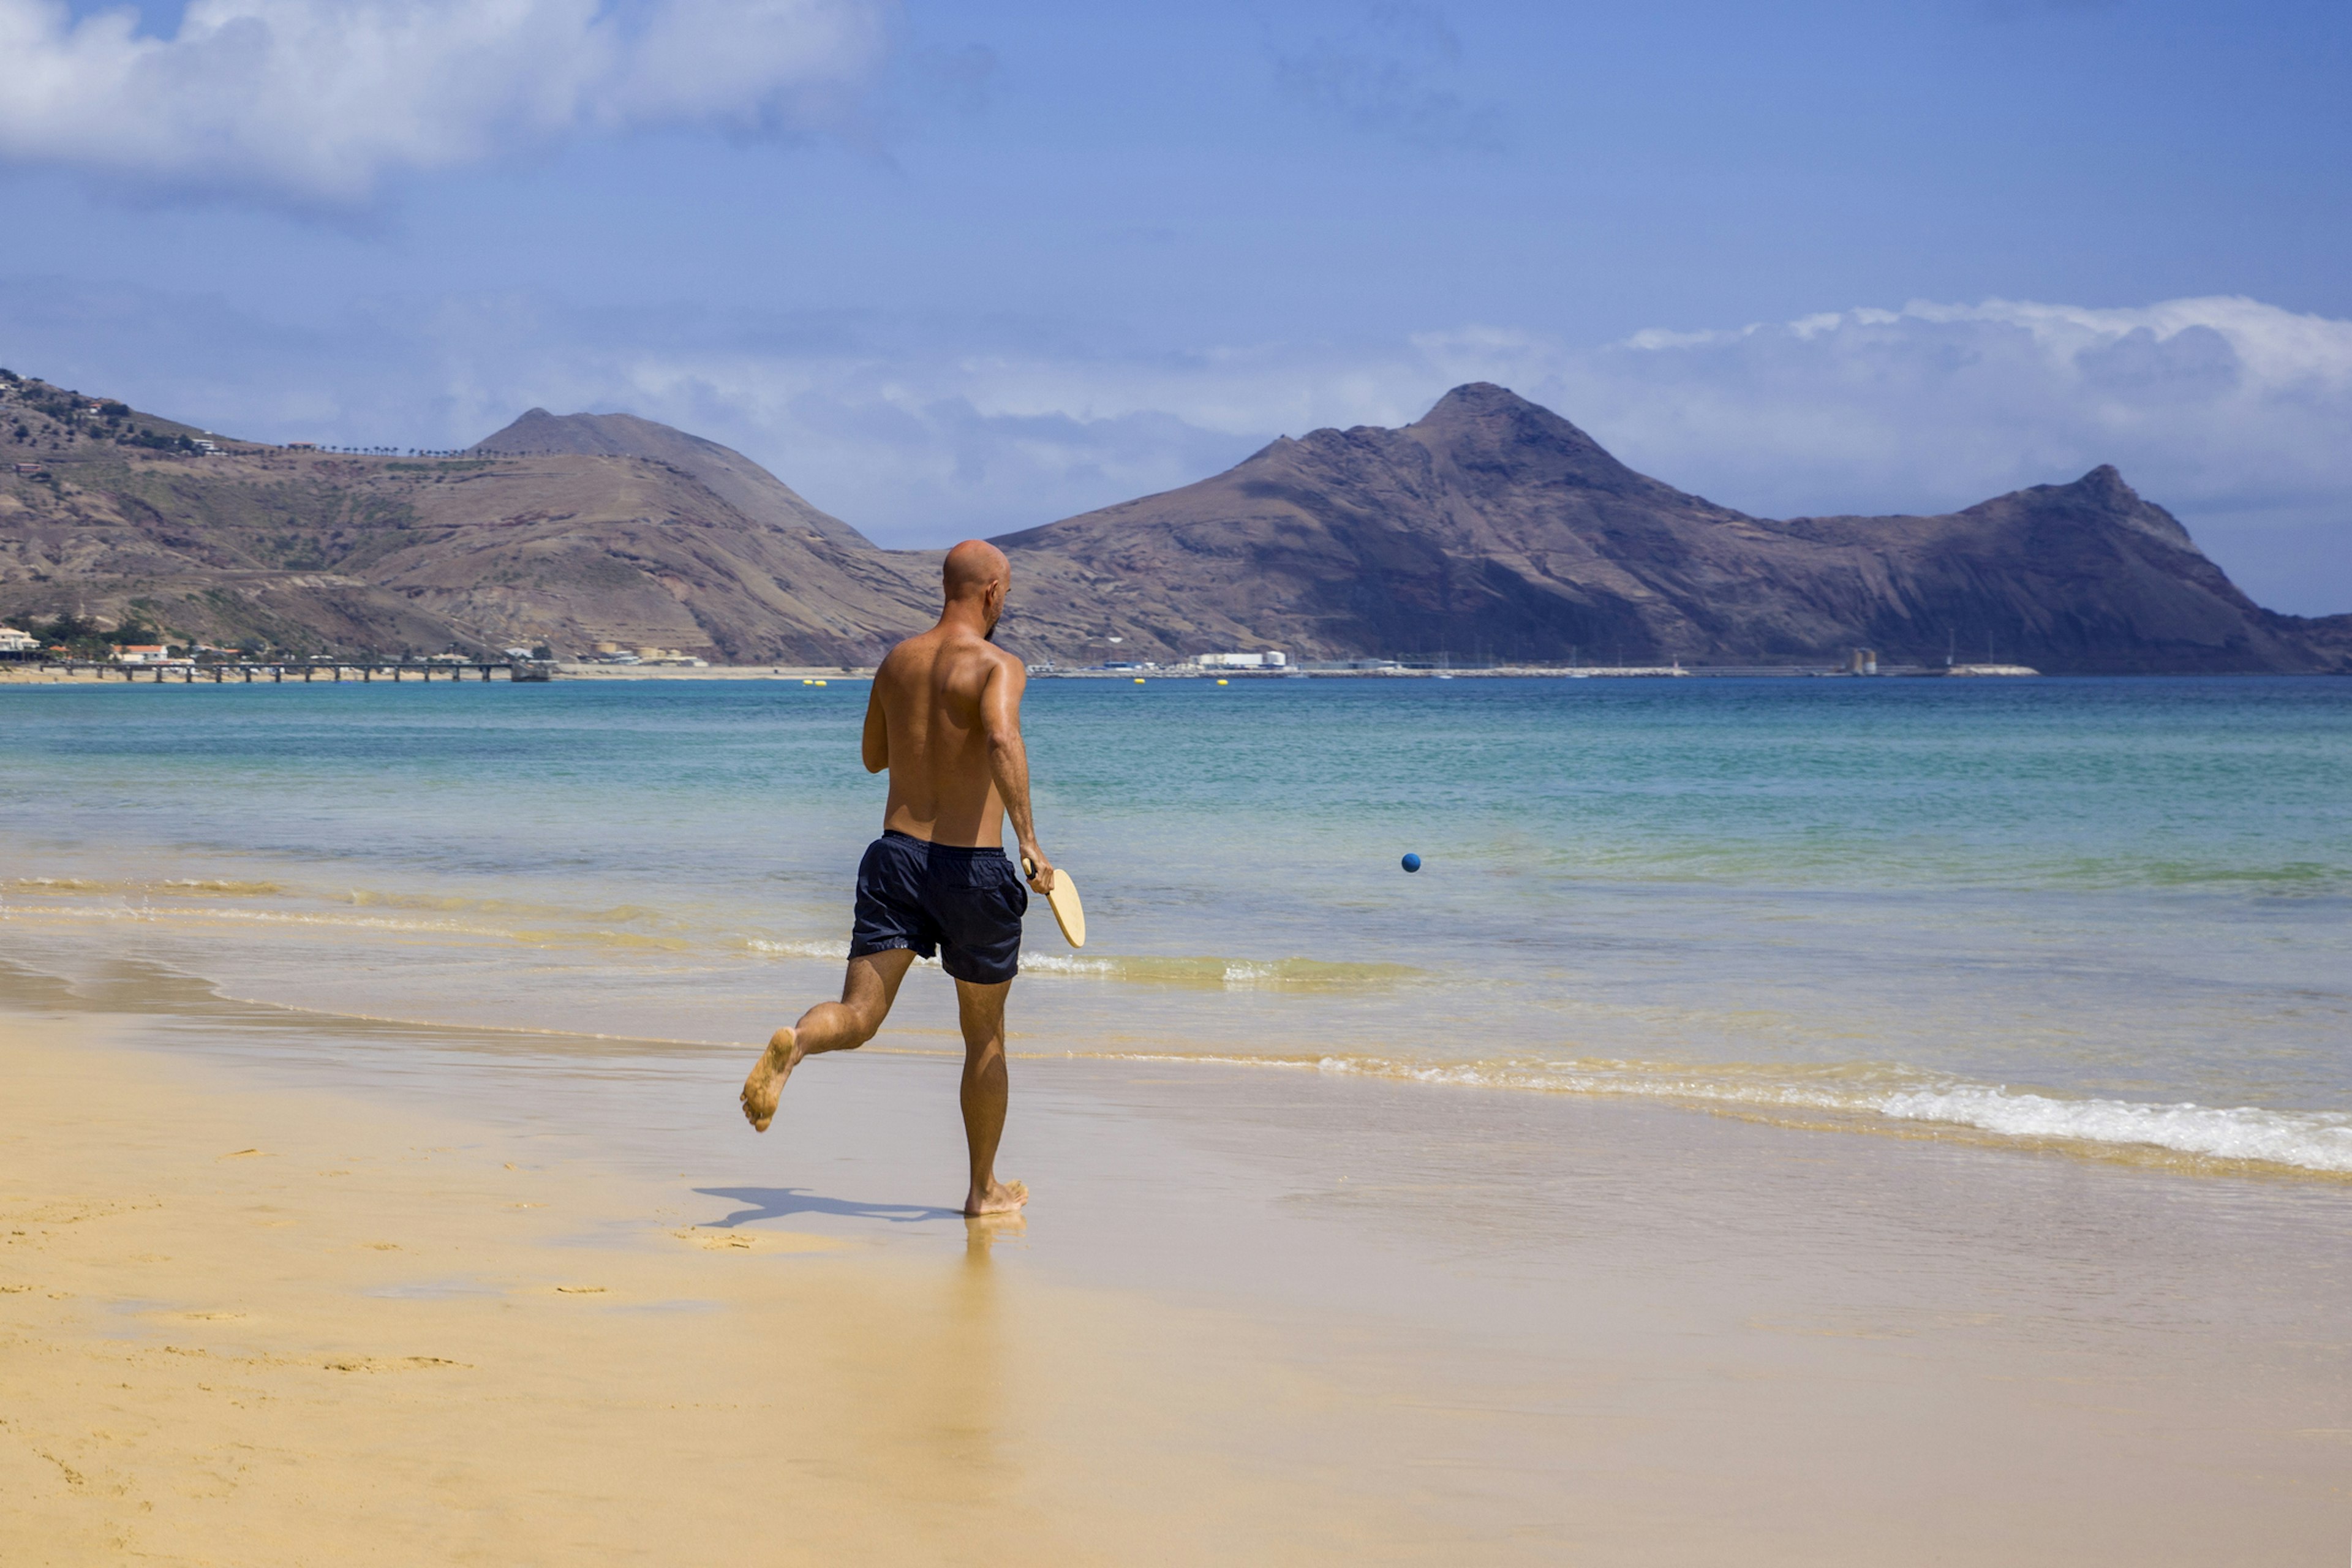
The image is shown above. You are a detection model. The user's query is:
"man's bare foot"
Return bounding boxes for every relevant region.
[739,1027,799,1133]
[963,1178,1028,1218]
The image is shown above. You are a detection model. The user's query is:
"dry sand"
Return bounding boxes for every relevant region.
[5,1002,2349,1565]
[2,1016,1498,1566]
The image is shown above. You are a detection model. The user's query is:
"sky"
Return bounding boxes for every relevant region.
[1,0,2348,612]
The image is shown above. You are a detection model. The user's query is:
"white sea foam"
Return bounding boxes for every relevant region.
[1088,1050,2352,1177]
[1872,1085,2352,1172]
[744,938,850,959]
[1,895,713,951]
[1,903,483,937]
[1019,952,1418,988]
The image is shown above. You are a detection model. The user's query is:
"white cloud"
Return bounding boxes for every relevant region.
[1518,297,2352,608]
[6,282,2348,612]
[1551,296,2352,514]
[0,0,894,201]
[1400,298,2352,614]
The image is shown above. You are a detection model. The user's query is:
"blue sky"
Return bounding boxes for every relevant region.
[3,0,2348,610]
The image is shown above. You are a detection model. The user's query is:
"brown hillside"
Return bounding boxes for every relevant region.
[4,372,2341,672]
[469,409,877,551]
[990,383,2339,673]
[0,379,937,660]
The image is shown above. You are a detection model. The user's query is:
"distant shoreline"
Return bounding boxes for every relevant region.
[551,663,874,680]
[561,662,2049,680]
[0,659,2081,685]
[0,660,2105,686]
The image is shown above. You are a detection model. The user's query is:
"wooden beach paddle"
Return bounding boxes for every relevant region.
[1021,856,1087,948]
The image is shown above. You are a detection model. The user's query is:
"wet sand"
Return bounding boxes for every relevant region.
[4,997,2348,1564]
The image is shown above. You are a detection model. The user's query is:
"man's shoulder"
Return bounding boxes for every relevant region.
[973,643,1028,694]
[876,631,940,676]
[929,630,1020,674]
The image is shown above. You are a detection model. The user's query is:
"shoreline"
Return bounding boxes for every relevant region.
[8,883,2351,1182]
[0,662,873,685]
[9,891,2348,1182]
[1,661,2105,686]
[8,979,2350,1564]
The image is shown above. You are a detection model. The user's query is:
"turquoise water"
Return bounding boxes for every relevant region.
[4,676,2348,1172]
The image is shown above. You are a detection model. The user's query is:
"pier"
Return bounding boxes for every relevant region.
[55,660,554,684]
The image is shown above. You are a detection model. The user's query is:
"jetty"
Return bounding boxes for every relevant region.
[51,660,554,684]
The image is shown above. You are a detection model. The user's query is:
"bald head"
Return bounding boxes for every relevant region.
[942,539,1009,603]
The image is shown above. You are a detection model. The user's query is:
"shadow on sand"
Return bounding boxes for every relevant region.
[693,1186,963,1227]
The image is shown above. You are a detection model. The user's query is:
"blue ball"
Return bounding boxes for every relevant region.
[1401,853,1422,873]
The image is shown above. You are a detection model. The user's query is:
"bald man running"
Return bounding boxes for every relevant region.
[739,539,1054,1218]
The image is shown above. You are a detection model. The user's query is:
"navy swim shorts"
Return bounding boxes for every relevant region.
[846,830,1029,984]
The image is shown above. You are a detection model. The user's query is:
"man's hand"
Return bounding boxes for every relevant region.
[1020,850,1056,896]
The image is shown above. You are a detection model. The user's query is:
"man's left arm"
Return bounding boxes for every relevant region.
[980,658,1053,892]
[861,674,889,774]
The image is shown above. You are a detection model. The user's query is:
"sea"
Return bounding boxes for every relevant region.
[4,674,2348,1178]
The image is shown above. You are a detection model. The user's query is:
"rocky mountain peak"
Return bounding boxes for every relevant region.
[1403,382,1688,502]
[1417,380,1543,421]
[1999,463,2197,551]
[2076,462,2133,501]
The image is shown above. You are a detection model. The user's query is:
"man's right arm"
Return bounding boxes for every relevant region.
[979,656,1053,892]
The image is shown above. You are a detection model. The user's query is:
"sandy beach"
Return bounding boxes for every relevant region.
[7,977,2348,1565]
[7,674,2350,1562]
[2,1009,1455,1566]
[6,0,2346,1556]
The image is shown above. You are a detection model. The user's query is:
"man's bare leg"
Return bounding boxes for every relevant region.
[741,949,915,1132]
[954,976,1028,1216]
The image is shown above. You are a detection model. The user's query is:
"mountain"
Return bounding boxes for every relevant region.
[990,383,2343,673]
[468,409,875,551]
[0,375,937,661]
[4,368,2343,671]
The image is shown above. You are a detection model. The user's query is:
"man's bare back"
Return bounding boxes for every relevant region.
[738,540,1052,1218]
[868,606,1044,860]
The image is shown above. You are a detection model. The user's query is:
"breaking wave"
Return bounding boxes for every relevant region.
[12,876,283,897]
[739,940,1419,989]
[342,888,665,923]
[1018,953,1419,989]
[1082,1051,2352,1177]
[1871,1083,2352,1170]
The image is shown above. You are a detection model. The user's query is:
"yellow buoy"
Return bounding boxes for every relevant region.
[814,679,827,686]
[1133,677,1145,684]
[1216,678,1228,685]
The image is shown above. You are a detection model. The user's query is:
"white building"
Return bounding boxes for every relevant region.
[1191,650,1287,669]
[0,625,39,654]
